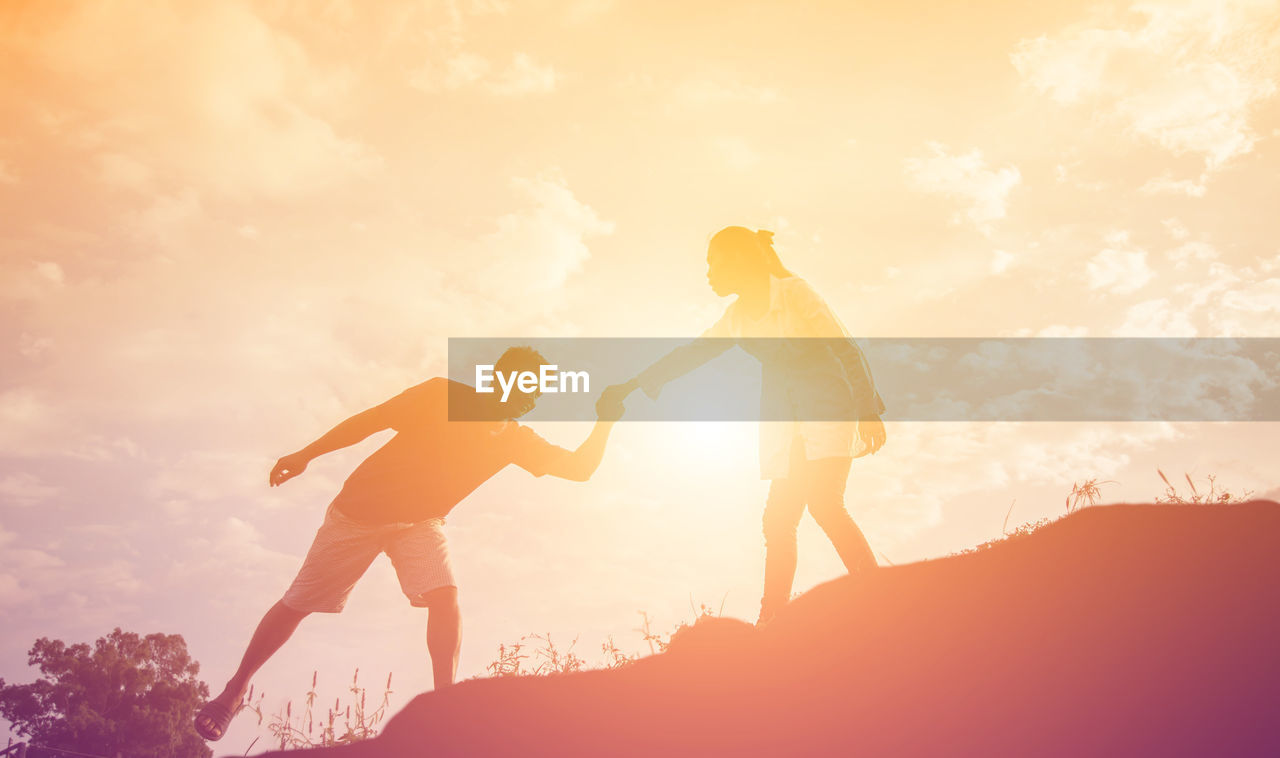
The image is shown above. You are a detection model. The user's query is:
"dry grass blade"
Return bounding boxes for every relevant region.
[1066,479,1113,514]
[243,668,393,749]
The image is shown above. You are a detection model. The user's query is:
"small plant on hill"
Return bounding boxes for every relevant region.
[486,600,723,677]
[638,610,670,656]
[238,669,393,750]
[958,516,1053,556]
[486,634,587,678]
[599,636,635,669]
[1155,469,1253,505]
[960,479,1113,556]
[1066,478,1114,513]
[962,471,1252,557]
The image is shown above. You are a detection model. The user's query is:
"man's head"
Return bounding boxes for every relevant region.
[493,345,550,419]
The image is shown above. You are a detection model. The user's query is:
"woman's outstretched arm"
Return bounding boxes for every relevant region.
[614,311,736,402]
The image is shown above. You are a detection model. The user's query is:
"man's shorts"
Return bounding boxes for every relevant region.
[281,503,455,613]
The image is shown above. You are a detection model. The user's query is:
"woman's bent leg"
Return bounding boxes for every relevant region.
[804,456,877,575]
[761,476,806,621]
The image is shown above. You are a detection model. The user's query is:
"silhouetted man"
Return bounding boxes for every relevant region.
[195,347,621,741]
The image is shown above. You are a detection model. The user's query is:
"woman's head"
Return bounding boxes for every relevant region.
[706,226,792,296]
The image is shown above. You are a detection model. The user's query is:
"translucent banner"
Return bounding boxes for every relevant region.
[447,338,1280,422]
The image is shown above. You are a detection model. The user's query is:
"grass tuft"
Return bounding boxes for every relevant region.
[239,668,393,749]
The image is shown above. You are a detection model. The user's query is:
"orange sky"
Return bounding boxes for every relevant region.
[2,0,1278,749]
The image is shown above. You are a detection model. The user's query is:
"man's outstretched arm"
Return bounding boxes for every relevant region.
[537,391,624,483]
[545,419,616,483]
[269,404,395,486]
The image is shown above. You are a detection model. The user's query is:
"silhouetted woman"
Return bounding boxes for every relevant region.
[612,226,886,624]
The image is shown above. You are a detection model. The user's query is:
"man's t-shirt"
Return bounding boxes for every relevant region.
[330,378,570,525]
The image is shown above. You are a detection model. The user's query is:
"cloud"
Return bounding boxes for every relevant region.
[145,449,280,517]
[160,510,340,613]
[0,518,139,617]
[853,420,1185,550]
[9,2,379,200]
[1012,27,1131,104]
[1162,218,1191,240]
[472,173,615,292]
[1156,248,1280,337]
[1050,162,1105,191]
[33,261,64,286]
[0,472,61,507]
[1011,0,1280,172]
[991,249,1016,275]
[675,78,780,105]
[1116,60,1272,169]
[1140,173,1208,197]
[1037,325,1089,337]
[1166,240,1218,270]
[488,53,558,95]
[18,332,55,360]
[443,52,492,88]
[1212,264,1280,335]
[1117,298,1198,336]
[1221,277,1280,314]
[1074,238,1280,337]
[1086,232,1155,294]
[904,142,1021,235]
[0,572,26,608]
[96,152,153,193]
[411,51,558,95]
[0,159,16,184]
[0,389,58,455]
[0,261,66,303]
[126,188,204,245]
[712,136,761,170]
[565,0,616,23]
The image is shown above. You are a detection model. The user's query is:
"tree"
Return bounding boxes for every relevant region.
[0,628,212,758]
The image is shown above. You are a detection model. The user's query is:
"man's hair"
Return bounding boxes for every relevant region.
[494,346,549,377]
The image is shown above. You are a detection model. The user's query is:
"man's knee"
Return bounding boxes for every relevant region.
[414,585,458,611]
[273,599,313,621]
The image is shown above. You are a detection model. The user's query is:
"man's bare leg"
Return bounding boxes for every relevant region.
[196,600,310,734]
[421,586,461,688]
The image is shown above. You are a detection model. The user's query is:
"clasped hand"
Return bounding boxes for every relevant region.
[595,382,634,422]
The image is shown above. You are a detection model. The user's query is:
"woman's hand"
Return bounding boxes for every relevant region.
[855,417,886,457]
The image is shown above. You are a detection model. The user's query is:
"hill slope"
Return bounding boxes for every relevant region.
[238,501,1280,757]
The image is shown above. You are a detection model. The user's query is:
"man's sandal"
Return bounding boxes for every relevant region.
[194,699,238,741]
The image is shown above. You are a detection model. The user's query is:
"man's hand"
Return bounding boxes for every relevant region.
[270,452,310,487]
[854,417,886,458]
[596,385,628,422]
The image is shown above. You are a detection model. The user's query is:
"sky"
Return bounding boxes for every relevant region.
[2,0,1278,749]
